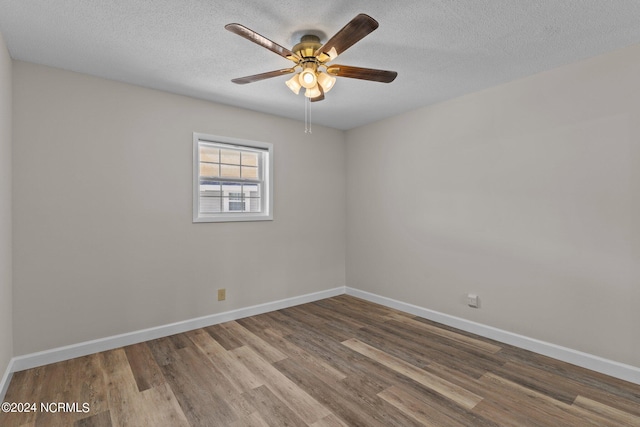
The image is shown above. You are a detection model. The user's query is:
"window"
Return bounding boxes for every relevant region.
[193,133,273,222]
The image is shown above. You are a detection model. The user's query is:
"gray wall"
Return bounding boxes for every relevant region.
[0,32,13,380]
[346,43,640,367]
[12,61,346,355]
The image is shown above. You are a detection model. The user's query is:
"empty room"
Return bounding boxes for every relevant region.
[1,1,639,426]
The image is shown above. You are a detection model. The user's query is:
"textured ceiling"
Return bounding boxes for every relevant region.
[1,1,640,130]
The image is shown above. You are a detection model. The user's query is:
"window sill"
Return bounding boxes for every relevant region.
[193,213,273,223]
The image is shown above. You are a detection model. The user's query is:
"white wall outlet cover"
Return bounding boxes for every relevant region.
[467,293,479,308]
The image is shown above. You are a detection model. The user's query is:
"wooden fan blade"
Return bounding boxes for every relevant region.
[225,23,300,61]
[231,68,295,85]
[314,14,378,60]
[326,65,397,83]
[310,85,325,102]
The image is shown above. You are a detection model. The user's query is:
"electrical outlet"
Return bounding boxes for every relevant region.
[217,288,226,301]
[467,293,479,308]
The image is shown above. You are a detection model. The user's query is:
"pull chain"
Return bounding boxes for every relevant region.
[304,96,312,134]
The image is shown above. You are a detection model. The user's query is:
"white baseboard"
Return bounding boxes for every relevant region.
[346,287,640,386]
[0,358,14,401]
[8,286,345,376]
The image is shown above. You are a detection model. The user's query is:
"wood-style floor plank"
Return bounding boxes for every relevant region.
[241,385,308,427]
[309,413,349,427]
[475,372,617,427]
[274,355,422,427]
[572,395,640,427]
[232,345,331,424]
[258,327,348,383]
[74,410,112,427]
[220,321,288,363]
[229,411,270,427]
[358,318,507,379]
[378,385,464,427]
[101,348,189,427]
[342,338,483,410]
[154,344,241,426]
[124,342,165,392]
[385,312,502,354]
[2,295,640,427]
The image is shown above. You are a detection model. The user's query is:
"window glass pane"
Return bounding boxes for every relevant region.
[241,165,258,179]
[221,182,242,195]
[248,197,261,212]
[223,197,246,212]
[200,162,219,177]
[199,196,222,213]
[244,183,261,212]
[242,151,258,167]
[221,164,241,178]
[200,181,221,193]
[200,146,219,163]
[221,149,241,165]
[243,183,260,197]
[229,201,244,211]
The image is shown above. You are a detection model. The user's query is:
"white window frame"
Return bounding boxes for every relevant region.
[193,133,273,223]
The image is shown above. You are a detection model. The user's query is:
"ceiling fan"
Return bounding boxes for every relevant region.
[225,14,398,102]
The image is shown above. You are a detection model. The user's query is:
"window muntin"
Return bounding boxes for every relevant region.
[193,133,273,222]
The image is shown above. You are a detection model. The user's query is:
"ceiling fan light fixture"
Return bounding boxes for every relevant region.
[285,74,302,94]
[299,63,318,89]
[226,14,397,107]
[327,47,339,61]
[304,84,322,98]
[317,72,336,93]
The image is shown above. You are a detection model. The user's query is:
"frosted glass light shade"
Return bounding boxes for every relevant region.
[285,74,302,94]
[317,72,336,93]
[304,84,322,98]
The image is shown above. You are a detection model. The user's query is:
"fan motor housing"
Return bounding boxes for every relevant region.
[293,35,322,58]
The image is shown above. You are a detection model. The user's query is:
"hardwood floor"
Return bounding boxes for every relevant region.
[2,295,640,426]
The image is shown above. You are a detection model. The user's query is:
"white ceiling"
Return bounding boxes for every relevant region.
[1,1,640,130]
